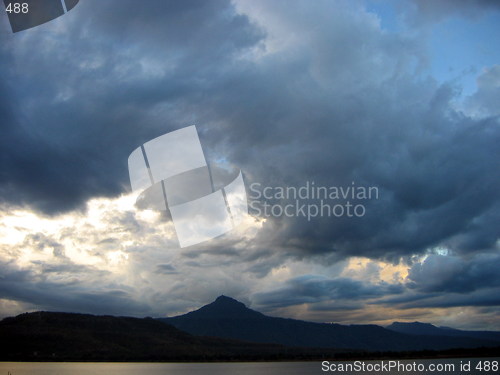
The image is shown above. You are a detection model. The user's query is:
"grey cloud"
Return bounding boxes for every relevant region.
[155,263,178,274]
[253,275,403,309]
[466,65,500,116]
[409,0,500,23]
[22,233,65,258]
[407,253,500,293]
[382,288,500,310]
[369,253,500,310]
[0,261,150,316]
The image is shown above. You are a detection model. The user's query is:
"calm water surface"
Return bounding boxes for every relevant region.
[1,358,498,374]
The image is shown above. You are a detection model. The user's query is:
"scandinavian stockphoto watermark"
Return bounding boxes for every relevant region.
[128,125,248,248]
[249,181,379,221]
[127,125,378,247]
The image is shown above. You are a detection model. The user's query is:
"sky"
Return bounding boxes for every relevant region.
[0,0,499,330]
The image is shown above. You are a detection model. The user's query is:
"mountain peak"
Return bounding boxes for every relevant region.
[173,295,264,320]
[215,295,235,301]
[214,295,245,305]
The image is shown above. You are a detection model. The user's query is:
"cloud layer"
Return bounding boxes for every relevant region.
[0,0,498,329]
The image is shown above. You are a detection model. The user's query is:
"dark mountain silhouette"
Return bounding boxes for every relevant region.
[387,322,500,342]
[0,311,345,361]
[2,297,499,361]
[160,296,500,352]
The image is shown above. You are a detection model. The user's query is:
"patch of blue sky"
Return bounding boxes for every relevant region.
[366,1,499,99]
[428,12,500,98]
[365,0,403,33]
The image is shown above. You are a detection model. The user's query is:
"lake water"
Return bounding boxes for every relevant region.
[0,358,498,374]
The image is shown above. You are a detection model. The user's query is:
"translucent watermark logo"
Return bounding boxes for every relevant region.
[249,181,379,221]
[128,125,248,248]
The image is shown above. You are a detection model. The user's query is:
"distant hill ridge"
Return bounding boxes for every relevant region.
[387,321,500,342]
[159,295,500,352]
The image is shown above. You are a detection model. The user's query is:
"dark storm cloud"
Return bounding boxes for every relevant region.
[0,0,498,280]
[0,0,263,214]
[176,2,498,261]
[222,73,500,259]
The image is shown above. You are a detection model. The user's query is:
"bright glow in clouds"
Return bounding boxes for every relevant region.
[0,193,498,330]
